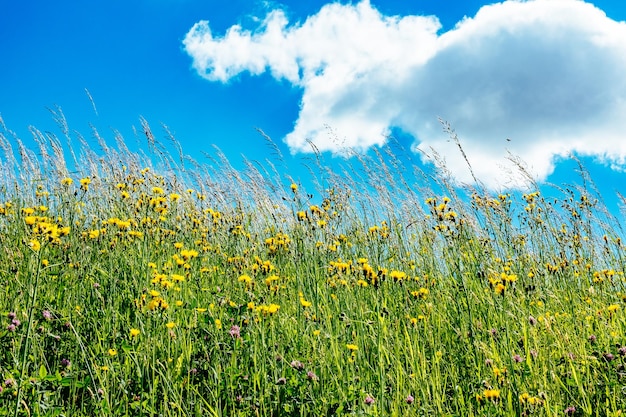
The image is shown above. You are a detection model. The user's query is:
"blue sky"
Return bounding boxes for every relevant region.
[1,0,626,212]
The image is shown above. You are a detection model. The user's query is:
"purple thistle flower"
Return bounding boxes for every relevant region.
[406,395,415,404]
[364,395,375,406]
[61,358,71,368]
[7,312,16,320]
[513,354,524,363]
[618,346,626,356]
[588,334,597,343]
[42,310,52,320]
[290,360,304,371]
[564,406,576,415]
[306,371,318,381]
[11,319,21,327]
[7,324,16,332]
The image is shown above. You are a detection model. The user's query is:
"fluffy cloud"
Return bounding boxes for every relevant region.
[183,0,626,188]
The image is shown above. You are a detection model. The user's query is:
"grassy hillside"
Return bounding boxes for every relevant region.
[0,117,624,416]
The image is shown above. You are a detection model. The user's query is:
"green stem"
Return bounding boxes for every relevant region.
[14,245,43,417]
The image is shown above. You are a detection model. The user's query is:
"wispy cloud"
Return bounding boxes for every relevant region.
[183,0,626,188]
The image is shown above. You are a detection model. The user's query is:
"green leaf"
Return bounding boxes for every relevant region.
[39,364,47,379]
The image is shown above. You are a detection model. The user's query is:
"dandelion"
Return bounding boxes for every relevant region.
[108,348,117,356]
[482,389,500,401]
[79,177,91,191]
[61,177,73,186]
[166,322,176,329]
[346,344,358,351]
[129,328,140,338]
[28,239,41,251]
[215,319,222,330]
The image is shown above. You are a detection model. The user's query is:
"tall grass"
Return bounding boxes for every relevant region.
[0,114,624,416]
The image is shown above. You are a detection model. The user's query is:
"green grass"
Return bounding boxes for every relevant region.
[0,117,624,416]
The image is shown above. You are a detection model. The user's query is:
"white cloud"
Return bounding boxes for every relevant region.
[183,0,626,189]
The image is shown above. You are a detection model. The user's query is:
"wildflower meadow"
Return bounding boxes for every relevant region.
[0,114,625,416]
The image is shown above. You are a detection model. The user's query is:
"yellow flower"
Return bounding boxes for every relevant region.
[79,177,91,191]
[483,389,500,400]
[108,348,117,356]
[238,274,252,284]
[215,319,222,330]
[290,183,298,192]
[61,177,73,186]
[346,344,358,351]
[129,328,140,338]
[166,322,176,329]
[300,298,312,308]
[28,239,41,251]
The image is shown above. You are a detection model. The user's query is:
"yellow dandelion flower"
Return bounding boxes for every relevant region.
[108,348,117,356]
[129,328,140,338]
[166,322,176,329]
[346,344,358,351]
[61,177,73,186]
[215,319,222,329]
[79,177,91,191]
